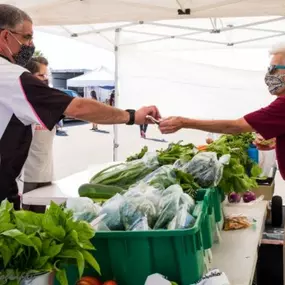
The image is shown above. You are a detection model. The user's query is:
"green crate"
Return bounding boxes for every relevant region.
[55,198,208,285]
[211,187,223,223]
[194,189,214,250]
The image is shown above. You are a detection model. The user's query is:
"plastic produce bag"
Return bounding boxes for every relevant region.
[129,216,150,231]
[66,197,101,222]
[99,193,125,230]
[182,152,230,188]
[90,152,159,189]
[142,165,177,190]
[167,204,196,230]
[120,195,157,230]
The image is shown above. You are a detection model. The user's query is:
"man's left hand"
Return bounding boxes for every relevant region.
[159,116,184,134]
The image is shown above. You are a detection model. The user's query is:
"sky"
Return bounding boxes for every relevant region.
[34,30,114,70]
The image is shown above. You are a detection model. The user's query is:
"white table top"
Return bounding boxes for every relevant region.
[22,162,119,205]
[212,201,268,285]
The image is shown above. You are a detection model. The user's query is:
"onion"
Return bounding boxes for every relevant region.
[243,191,256,203]
[227,192,241,203]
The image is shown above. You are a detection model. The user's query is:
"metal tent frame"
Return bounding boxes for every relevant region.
[46,16,285,160]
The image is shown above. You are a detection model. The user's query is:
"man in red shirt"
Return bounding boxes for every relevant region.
[159,44,285,179]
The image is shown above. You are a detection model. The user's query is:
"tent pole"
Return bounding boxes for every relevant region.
[113,28,120,162]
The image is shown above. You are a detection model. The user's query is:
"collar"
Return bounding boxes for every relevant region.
[0,53,11,62]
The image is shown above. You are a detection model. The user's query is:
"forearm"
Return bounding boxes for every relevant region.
[181,117,253,134]
[64,98,129,124]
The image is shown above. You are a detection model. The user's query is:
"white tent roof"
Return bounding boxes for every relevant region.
[67,66,114,87]
[9,0,285,26]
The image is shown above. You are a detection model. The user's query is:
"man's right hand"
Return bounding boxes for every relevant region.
[135,106,161,125]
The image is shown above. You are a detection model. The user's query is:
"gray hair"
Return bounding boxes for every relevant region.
[0,4,32,30]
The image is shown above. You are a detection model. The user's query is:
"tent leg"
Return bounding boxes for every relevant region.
[113,28,120,162]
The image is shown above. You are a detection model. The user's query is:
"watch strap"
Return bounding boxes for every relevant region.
[125,109,136,125]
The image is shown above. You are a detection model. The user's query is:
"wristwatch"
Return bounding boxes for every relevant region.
[125,109,136,125]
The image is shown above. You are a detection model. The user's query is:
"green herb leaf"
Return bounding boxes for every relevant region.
[13,211,43,235]
[56,269,68,285]
[43,242,64,258]
[1,229,33,247]
[59,249,85,278]
[42,215,65,241]
[29,236,42,255]
[0,223,15,234]
[0,241,13,266]
[82,250,101,275]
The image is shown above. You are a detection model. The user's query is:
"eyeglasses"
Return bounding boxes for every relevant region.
[8,30,33,44]
[268,65,285,74]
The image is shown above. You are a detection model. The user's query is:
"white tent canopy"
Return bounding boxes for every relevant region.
[67,66,114,87]
[7,0,285,25]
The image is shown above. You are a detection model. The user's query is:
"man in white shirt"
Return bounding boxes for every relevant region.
[0,4,160,209]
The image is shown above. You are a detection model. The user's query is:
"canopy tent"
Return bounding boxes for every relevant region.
[67,66,114,88]
[13,0,285,160]
[6,0,285,25]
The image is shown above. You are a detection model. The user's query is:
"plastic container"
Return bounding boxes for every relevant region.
[248,144,259,164]
[212,187,223,223]
[55,195,209,285]
[195,189,214,250]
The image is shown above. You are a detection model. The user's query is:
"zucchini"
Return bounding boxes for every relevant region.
[78,183,124,199]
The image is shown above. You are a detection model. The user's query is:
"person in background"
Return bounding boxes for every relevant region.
[109,90,115,107]
[0,4,160,209]
[21,56,53,213]
[90,89,98,131]
[140,124,148,139]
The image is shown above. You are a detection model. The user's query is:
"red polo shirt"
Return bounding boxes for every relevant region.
[244,96,285,179]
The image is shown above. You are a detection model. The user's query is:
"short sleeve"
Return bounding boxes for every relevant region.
[244,96,285,140]
[19,72,74,130]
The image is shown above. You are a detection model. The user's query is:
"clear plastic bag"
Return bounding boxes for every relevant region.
[154,185,196,230]
[167,204,196,230]
[90,152,159,189]
[99,193,125,230]
[120,195,157,230]
[66,197,101,222]
[182,152,230,188]
[143,165,177,190]
[129,216,150,231]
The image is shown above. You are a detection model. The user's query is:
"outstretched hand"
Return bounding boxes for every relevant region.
[135,106,161,125]
[253,134,276,151]
[159,116,184,134]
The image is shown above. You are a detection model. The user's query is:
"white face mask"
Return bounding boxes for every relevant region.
[264,72,285,95]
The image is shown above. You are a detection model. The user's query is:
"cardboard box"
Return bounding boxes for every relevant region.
[251,182,275,201]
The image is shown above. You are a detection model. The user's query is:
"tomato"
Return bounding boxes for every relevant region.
[103,281,118,285]
[76,276,103,285]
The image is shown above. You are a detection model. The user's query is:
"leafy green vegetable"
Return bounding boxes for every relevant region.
[90,156,159,189]
[207,133,261,193]
[126,146,148,161]
[0,201,100,285]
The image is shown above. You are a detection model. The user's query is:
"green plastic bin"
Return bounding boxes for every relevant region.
[211,187,223,223]
[194,189,214,250]
[55,200,208,285]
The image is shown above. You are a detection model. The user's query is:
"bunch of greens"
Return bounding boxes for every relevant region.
[175,169,200,198]
[0,200,100,285]
[157,141,196,165]
[206,133,262,193]
[90,155,159,189]
[126,142,196,166]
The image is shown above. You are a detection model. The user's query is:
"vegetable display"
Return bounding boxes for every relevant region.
[0,200,100,285]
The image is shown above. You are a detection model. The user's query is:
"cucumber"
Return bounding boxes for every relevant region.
[78,183,124,199]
